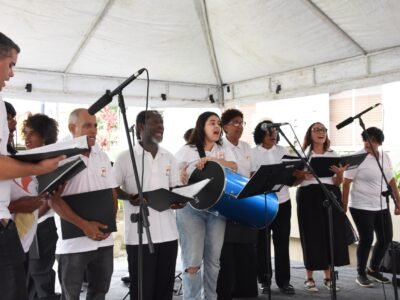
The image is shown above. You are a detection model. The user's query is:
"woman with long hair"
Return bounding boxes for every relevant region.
[296,122,349,292]
[175,111,237,300]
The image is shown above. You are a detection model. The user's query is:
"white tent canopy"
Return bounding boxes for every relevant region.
[1,0,400,107]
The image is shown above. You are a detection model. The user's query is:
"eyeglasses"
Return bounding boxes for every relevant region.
[228,121,246,127]
[312,127,327,133]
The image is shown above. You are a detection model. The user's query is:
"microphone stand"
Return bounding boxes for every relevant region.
[277,126,341,300]
[261,192,272,299]
[356,117,398,299]
[118,93,154,300]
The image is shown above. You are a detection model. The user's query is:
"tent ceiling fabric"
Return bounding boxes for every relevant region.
[1,0,400,105]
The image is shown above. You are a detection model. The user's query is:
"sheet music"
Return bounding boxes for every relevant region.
[14,135,88,155]
[172,179,211,198]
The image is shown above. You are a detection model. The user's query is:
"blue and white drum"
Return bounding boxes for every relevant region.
[189,161,279,228]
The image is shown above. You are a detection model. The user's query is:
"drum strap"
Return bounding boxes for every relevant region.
[196,145,206,159]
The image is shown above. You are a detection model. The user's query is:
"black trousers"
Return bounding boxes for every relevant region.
[257,200,292,287]
[29,217,59,300]
[0,220,28,300]
[350,207,393,275]
[217,242,258,299]
[126,240,178,300]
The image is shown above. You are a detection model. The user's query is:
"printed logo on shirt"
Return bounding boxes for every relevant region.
[13,176,33,193]
[100,166,107,177]
[165,165,171,177]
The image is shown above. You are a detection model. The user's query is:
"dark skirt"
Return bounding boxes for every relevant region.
[297,184,350,270]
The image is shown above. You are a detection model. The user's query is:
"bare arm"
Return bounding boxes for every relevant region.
[0,155,64,180]
[330,164,348,186]
[38,201,51,218]
[342,178,352,213]
[196,157,237,172]
[8,196,44,213]
[389,177,400,215]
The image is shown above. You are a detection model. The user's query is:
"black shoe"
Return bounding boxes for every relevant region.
[121,276,131,284]
[279,284,295,295]
[367,268,390,283]
[260,282,271,295]
[356,274,374,287]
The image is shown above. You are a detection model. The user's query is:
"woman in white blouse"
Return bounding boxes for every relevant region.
[343,127,400,288]
[217,109,258,299]
[296,122,349,292]
[175,111,237,300]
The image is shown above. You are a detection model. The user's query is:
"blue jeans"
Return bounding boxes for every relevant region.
[176,205,226,300]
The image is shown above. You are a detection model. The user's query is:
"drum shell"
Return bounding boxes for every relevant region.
[210,168,278,229]
[189,161,278,229]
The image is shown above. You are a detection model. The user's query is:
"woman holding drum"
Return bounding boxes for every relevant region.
[216,108,258,299]
[175,111,237,300]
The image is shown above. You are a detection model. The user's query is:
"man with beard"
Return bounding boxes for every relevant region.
[114,110,186,300]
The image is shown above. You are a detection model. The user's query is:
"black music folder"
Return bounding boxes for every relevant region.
[36,157,86,194]
[10,136,88,162]
[61,188,116,240]
[237,160,304,199]
[309,152,368,177]
[142,189,193,212]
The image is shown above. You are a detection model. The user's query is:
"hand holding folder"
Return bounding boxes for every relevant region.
[309,152,368,177]
[61,188,116,240]
[124,179,211,212]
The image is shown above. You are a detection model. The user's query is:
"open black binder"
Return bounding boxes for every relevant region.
[61,188,116,240]
[142,189,193,212]
[309,152,368,177]
[10,136,89,162]
[37,158,86,194]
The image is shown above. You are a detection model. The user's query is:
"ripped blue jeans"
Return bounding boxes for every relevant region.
[176,205,226,300]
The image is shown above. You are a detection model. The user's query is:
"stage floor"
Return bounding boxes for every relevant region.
[77,256,398,299]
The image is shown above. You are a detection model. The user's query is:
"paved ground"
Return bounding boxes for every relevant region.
[77,256,399,300]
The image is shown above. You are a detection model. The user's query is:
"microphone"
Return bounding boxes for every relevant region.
[260,122,289,131]
[88,68,145,115]
[88,90,112,116]
[336,103,381,130]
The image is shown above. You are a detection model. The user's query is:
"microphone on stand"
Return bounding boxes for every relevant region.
[88,68,146,115]
[260,122,289,131]
[336,103,381,130]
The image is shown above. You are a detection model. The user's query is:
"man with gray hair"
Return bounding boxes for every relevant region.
[49,108,117,300]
